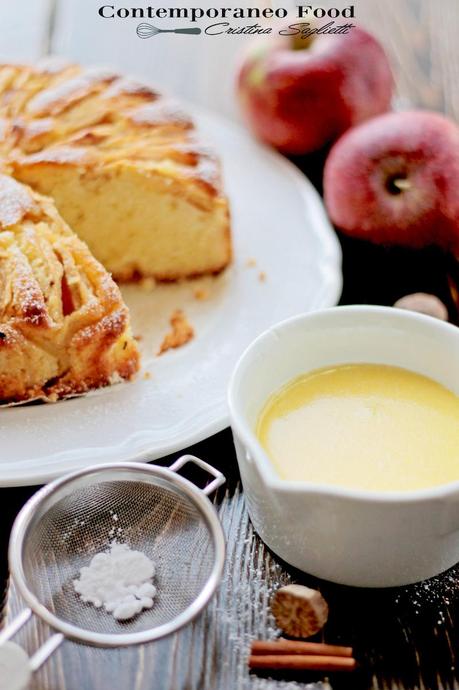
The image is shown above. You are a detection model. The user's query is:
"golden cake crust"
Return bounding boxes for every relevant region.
[0,60,232,282]
[0,175,139,403]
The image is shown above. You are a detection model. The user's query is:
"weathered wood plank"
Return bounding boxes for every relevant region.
[52,0,279,120]
[0,0,54,61]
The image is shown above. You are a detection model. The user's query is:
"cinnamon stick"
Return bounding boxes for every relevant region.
[251,640,353,658]
[248,654,357,672]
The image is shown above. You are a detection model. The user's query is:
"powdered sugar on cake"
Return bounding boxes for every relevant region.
[73,543,156,621]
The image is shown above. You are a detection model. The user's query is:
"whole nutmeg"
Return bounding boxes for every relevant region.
[270,584,329,638]
[393,293,448,321]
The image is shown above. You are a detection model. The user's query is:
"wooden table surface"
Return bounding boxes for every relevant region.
[2,1,459,689]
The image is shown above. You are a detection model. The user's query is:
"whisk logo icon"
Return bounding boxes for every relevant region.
[136,23,202,38]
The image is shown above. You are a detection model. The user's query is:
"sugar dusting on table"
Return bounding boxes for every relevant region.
[73,543,156,621]
[210,487,333,690]
[395,570,459,620]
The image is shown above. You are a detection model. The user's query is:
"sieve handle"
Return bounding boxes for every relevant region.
[0,608,32,645]
[29,633,64,671]
[170,455,225,496]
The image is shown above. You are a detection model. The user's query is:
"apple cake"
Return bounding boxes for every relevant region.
[0,58,232,403]
[0,59,232,281]
[0,174,139,403]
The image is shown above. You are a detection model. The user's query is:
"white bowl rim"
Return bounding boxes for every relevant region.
[227,304,459,504]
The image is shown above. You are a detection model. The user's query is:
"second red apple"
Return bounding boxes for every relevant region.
[324,110,459,252]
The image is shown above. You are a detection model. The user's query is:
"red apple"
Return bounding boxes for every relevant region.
[237,25,394,155]
[323,110,459,252]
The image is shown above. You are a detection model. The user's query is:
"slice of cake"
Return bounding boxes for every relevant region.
[1,62,232,282]
[0,174,139,403]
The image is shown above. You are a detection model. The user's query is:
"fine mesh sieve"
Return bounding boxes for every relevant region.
[0,456,225,688]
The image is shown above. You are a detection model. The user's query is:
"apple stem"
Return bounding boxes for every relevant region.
[292,34,315,51]
[392,178,411,192]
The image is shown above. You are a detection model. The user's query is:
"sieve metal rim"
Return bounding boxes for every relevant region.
[8,461,226,647]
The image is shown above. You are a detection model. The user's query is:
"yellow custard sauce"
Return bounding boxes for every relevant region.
[256,364,459,492]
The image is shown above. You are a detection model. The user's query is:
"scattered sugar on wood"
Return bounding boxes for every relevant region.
[394,571,458,610]
[393,569,459,631]
[157,309,194,355]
